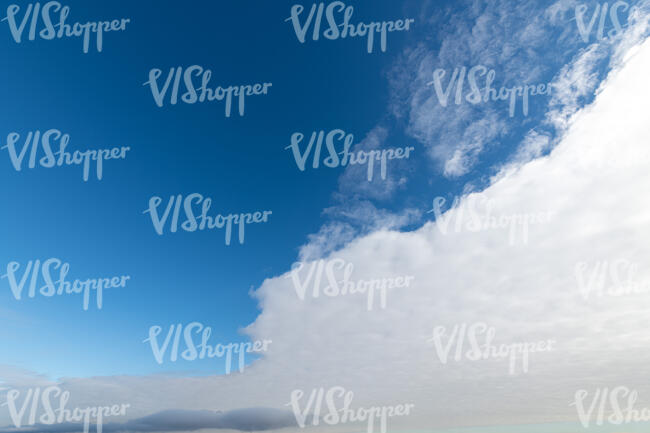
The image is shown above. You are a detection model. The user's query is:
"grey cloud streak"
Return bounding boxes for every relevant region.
[0,407,298,433]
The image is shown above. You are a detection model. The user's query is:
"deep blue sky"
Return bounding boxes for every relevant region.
[0,0,427,378]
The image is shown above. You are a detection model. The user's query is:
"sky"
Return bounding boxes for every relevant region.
[2,0,650,432]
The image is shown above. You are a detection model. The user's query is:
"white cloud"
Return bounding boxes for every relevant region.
[248,30,650,429]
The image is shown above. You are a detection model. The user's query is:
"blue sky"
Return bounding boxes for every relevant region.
[0,0,429,378]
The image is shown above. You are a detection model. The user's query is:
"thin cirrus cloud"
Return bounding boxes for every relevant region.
[387,0,649,178]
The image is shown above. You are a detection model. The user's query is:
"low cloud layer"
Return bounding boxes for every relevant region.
[0,408,297,433]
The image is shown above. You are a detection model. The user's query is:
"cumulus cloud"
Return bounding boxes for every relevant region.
[249,31,650,429]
